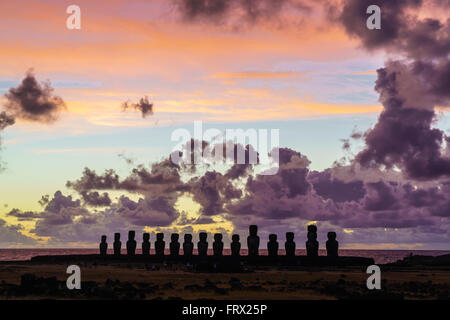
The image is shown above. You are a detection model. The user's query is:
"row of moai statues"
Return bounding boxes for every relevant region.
[99,225,339,257]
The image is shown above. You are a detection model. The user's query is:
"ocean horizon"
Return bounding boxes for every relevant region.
[1,248,449,264]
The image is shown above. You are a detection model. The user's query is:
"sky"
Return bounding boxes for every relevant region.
[0,0,449,249]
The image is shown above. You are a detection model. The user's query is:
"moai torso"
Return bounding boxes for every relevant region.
[285,232,296,257]
[99,235,108,256]
[170,233,180,256]
[127,230,137,256]
[247,225,260,256]
[113,233,121,256]
[306,225,319,257]
[267,234,279,257]
[155,233,165,256]
[213,233,223,257]
[231,234,241,257]
[142,233,150,256]
[183,234,193,257]
[326,232,338,257]
[197,232,208,256]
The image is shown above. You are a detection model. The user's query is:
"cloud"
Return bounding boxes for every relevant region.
[7,208,40,221]
[309,169,365,203]
[20,190,181,243]
[122,96,154,118]
[338,0,449,60]
[2,69,66,123]
[175,0,312,27]
[80,191,112,207]
[0,219,37,246]
[0,111,15,171]
[0,112,15,130]
[328,1,450,179]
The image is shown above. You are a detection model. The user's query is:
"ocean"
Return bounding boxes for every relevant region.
[0,249,449,264]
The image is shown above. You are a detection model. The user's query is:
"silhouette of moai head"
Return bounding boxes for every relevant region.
[247,225,259,256]
[155,233,165,256]
[326,231,338,257]
[142,233,150,255]
[231,234,241,256]
[113,232,121,255]
[100,235,108,255]
[307,225,317,233]
[184,234,193,243]
[199,232,207,242]
[306,225,319,257]
[183,233,194,257]
[213,233,223,256]
[285,232,296,257]
[198,232,208,256]
[286,232,294,242]
[267,234,278,257]
[170,233,180,256]
[249,225,258,236]
[127,230,137,256]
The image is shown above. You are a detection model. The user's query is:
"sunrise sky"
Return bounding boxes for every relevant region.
[0,0,449,249]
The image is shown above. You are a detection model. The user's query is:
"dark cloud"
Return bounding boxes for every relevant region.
[122,96,154,118]
[80,191,112,207]
[0,112,15,130]
[309,169,365,203]
[175,0,311,26]
[339,0,422,53]
[22,191,180,243]
[333,1,450,180]
[67,159,187,195]
[0,219,37,246]
[3,69,66,123]
[0,112,15,171]
[7,208,40,221]
[355,61,450,179]
[66,168,120,192]
[188,170,242,215]
[337,0,450,60]
[116,195,180,226]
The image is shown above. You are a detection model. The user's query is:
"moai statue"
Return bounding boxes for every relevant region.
[113,233,121,256]
[142,233,150,256]
[170,233,180,257]
[99,235,108,256]
[247,225,260,257]
[155,233,165,257]
[267,234,279,257]
[231,234,241,257]
[127,230,137,256]
[213,233,224,257]
[183,234,194,258]
[197,232,208,257]
[306,225,319,257]
[326,232,339,257]
[285,232,296,257]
